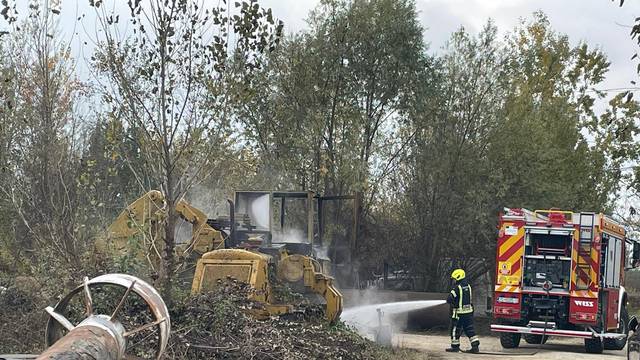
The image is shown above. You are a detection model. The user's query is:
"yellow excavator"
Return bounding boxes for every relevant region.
[105,190,225,258]
[104,190,344,323]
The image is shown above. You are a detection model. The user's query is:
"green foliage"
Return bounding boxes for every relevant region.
[88,0,283,298]
[235,0,426,196]
[493,12,615,211]
[110,234,147,274]
[0,0,639,333]
[367,13,638,291]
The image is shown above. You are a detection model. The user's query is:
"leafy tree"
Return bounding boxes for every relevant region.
[238,0,424,191]
[605,0,640,228]
[89,0,282,298]
[0,1,90,272]
[492,13,616,211]
[376,14,630,291]
[80,117,144,224]
[390,22,508,290]
[233,0,427,285]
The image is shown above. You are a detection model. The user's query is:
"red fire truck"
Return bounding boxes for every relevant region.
[491,208,640,353]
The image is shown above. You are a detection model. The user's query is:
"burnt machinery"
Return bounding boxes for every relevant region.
[207,190,359,284]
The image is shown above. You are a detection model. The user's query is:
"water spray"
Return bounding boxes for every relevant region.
[342,298,542,356]
[341,300,446,343]
[375,308,393,346]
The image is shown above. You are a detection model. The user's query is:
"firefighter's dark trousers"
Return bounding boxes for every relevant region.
[450,313,480,349]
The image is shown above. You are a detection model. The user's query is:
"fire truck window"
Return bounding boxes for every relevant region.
[600,236,608,287]
[613,237,622,287]
[624,240,635,269]
[530,233,571,256]
[604,235,622,288]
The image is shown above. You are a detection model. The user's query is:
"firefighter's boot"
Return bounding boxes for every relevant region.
[445,345,460,352]
[470,338,480,354]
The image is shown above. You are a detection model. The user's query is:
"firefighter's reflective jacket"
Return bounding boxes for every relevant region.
[447,279,473,319]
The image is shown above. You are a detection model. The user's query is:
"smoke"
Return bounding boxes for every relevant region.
[248,193,270,230]
[184,184,229,218]
[273,227,307,243]
[313,245,330,260]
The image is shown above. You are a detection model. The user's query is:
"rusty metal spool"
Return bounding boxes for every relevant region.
[42,274,170,360]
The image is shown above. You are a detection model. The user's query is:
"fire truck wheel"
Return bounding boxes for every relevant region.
[584,337,604,354]
[499,332,521,348]
[604,306,630,350]
[523,334,548,344]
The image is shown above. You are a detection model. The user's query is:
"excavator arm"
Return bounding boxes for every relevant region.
[175,199,225,254]
[107,190,165,242]
[103,190,166,255]
[278,253,343,323]
[303,257,343,323]
[104,190,224,257]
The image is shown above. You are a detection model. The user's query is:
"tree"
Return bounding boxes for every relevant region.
[80,117,145,226]
[380,14,627,291]
[0,1,90,273]
[493,12,617,211]
[238,0,425,191]
[89,0,282,298]
[232,0,427,285]
[604,0,640,228]
[394,22,508,290]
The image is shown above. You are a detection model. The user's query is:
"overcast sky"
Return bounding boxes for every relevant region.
[45,0,640,95]
[258,0,640,96]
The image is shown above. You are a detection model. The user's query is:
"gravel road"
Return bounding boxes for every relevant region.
[395,333,626,359]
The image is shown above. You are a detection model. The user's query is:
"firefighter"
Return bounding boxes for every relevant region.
[446,268,480,353]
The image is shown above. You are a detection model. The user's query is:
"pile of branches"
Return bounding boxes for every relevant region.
[166,279,385,360]
[0,276,406,359]
[0,276,49,354]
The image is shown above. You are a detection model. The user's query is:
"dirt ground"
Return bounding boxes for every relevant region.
[394,333,626,359]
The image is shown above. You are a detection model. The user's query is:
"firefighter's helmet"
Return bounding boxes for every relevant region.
[451,269,466,281]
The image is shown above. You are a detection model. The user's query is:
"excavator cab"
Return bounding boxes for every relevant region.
[193,190,347,323]
[226,191,314,253]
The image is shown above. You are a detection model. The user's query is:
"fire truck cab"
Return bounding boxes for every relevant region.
[491,208,640,353]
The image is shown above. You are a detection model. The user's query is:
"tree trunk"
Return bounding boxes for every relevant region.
[163,199,177,306]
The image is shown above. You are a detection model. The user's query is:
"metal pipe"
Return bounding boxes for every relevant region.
[317,198,324,247]
[227,199,236,247]
[307,191,313,248]
[37,326,120,360]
